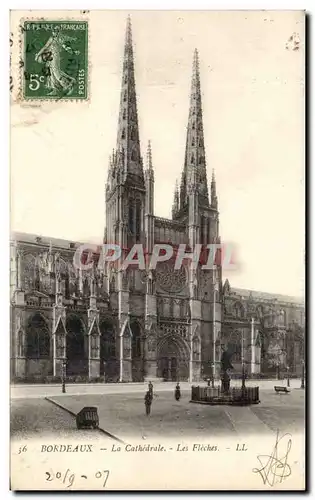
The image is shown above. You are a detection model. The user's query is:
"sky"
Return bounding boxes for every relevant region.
[10,10,305,297]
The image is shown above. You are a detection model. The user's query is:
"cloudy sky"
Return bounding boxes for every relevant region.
[10,10,305,297]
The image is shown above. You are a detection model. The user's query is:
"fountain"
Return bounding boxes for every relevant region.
[190,348,260,406]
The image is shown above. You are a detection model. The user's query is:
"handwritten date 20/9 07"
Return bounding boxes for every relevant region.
[45,468,110,488]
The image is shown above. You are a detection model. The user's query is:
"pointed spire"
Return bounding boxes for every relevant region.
[146,140,153,171]
[125,14,132,48]
[179,49,209,209]
[211,169,218,209]
[115,16,144,184]
[172,180,180,218]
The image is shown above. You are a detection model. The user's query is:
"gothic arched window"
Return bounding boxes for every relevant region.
[26,313,50,359]
[192,122,195,130]
[100,320,116,359]
[131,322,141,359]
[131,148,137,161]
[128,204,134,235]
[109,275,116,293]
[191,137,195,147]
[256,305,264,320]
[121,128,126,140]
[193,336,200,360]
[200,215,205,244]
[122,108,126,120]
[234,302,244,319]
[123,91,127,102]
[191,154,195,164]
[135,200,141,242]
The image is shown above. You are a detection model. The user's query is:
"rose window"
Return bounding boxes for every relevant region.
[156,262,187,293]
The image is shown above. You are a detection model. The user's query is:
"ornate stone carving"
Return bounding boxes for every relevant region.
[146,331,157,352]
[192,335,201,360]
[158,322,189,341]
[123,336,131,358]
[17,329,26,357]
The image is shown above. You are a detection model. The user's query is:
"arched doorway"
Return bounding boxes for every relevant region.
[157,334,190,381]
[26,313,51,377]
[131,321,143,382]
[100,320,119,382]
[66,315,87,376]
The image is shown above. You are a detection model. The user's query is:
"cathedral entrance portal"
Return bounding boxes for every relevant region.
[66,315,87,376]
[100,320,119,382]
[157,333,190,381]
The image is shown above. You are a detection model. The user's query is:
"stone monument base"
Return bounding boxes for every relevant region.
[190,385,260,406]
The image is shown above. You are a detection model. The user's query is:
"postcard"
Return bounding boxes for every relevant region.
[10,9,305,491]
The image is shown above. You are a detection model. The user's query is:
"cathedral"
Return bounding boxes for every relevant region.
[10,18,304,383]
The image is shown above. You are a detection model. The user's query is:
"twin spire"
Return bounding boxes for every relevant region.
[111,18,217,210]
[179,48,210,211]
[115,15,143,184]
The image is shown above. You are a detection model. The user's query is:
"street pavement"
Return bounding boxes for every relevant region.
[10,378,304,399]
[10,381,305,442]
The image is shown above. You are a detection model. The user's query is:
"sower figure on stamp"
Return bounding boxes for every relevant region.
[144,390,152,416]
[175,382,181,401]
[35,31,80,96]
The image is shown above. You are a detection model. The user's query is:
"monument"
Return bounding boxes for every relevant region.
[190,347,260,406]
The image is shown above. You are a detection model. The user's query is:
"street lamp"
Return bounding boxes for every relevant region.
[286,365,290,388]
[103,361,106,384]
[62,360,67,393]
[276,359,281,380]
[211,362,215,388]
[301,360,305,389]
[241,332,246,394]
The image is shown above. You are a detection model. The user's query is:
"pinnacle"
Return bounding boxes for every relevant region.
[146,140,153,170]
[193,48,199,69]
[125,15,132,48]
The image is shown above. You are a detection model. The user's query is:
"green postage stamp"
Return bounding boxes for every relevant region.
[22,20,88,100]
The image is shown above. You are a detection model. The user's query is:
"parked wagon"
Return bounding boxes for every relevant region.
[76,406,99,430]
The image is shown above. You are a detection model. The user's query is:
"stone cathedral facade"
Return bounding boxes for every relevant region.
[10,18,305,383]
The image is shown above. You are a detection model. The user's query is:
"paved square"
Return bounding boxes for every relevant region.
[48,387,305,441]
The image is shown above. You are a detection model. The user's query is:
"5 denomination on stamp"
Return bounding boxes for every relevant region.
[22,20,88,100]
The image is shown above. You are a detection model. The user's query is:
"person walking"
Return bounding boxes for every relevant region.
[148,381,153,398]
[144,390,152,416]
[175,382,181,401]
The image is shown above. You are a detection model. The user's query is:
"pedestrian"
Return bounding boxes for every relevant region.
[144,390,152,416]
[148,381,153,398]
[175,382,181,401]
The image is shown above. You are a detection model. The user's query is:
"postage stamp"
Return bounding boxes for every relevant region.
[22,20,88,100]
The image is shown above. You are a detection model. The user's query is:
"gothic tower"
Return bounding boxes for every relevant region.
[105,16,145,251]
[173,49,222,380]
[174,49,219,247]
[105,16,147,382]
